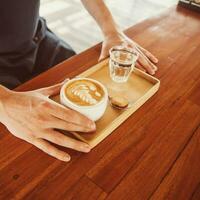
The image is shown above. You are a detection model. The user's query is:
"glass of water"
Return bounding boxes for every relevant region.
[109,44,138,83]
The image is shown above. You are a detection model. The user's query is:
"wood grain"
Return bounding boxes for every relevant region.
[150,126,200,200]
[62,176,107,200]
[100,101,200,200]
[0,5,200,200]
[192,184,200,200]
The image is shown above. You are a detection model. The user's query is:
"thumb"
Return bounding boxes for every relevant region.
[98,48,109,62]
[98,54,105,62]
[36,79,69,97]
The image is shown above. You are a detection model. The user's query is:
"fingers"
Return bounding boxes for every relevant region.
[32,138,71,162]
[137,54,156,75]
[99,45,109,61]
[131,44,158,75]
[37,83,63,97]
[135,62,146,72]
[136,46,157,75]
[46,116,94,132]
[99,51,106,61]
[42,130,91,153]
[36,79,69,97]
[48,103,96,131]
[138,46,158,64]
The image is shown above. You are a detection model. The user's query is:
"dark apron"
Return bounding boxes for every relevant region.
[0,0,75,89]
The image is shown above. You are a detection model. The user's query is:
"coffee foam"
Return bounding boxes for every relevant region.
[65,80,104,106]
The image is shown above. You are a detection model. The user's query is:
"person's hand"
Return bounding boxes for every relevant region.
[0,82,96,162]
[99,32,158,75]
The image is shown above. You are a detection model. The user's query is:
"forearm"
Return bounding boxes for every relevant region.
[0,85,11,119]
[81,0,123,38]
[0,85,10,99]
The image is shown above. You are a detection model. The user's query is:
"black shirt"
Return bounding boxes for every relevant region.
[0,0,75,89]
[0,0,45,89]
[0,0,40,53]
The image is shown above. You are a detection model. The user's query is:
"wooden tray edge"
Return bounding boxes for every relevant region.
[57,58,160,148]
[72,82,160,148]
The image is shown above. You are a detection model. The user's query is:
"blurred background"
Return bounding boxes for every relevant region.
[40,0,177,53]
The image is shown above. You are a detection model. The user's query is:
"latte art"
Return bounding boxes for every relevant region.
[61,78,108,121]
[65,80,104,106]
[71,84,99,105]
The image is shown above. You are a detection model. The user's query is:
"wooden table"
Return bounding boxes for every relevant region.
[0,5,200,200]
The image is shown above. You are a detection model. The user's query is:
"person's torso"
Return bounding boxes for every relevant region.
[0,0,40,53]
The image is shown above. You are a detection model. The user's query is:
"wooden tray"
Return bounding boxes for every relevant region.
[52,59,160,148]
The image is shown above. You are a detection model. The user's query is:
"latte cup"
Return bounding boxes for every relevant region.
[60,78,108,121]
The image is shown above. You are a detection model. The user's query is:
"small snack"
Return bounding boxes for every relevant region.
[110,95,129,109]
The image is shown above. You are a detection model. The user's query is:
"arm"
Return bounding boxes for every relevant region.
[81,0,121,39]
[0,85,10,112]
[0,83,95,161]
[81,0,158,75]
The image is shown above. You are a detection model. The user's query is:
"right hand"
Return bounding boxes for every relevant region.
[0,82,96,162]
[100,31,158,75]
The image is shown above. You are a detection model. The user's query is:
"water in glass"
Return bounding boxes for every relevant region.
[109,46,138,83]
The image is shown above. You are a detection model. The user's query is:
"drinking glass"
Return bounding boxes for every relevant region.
[109,44,138,83]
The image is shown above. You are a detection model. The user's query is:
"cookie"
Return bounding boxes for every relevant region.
[110,96,129,109]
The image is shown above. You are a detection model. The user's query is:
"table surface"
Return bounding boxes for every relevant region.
[0,5,200,200]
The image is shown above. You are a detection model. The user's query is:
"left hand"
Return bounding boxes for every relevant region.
[99,32,158,75]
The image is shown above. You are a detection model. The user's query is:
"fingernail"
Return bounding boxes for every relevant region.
[64,156,71,162]
[154,58,158,63]
[88,121,96,130]
[155,67,158,71]
[82,144,91,152]
[151,71,155,75]
[63,78,70,84]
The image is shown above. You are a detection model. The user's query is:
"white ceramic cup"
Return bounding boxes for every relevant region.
[60,78,108,121]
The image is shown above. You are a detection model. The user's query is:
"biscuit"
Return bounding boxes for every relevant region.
[110,96,129,109]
